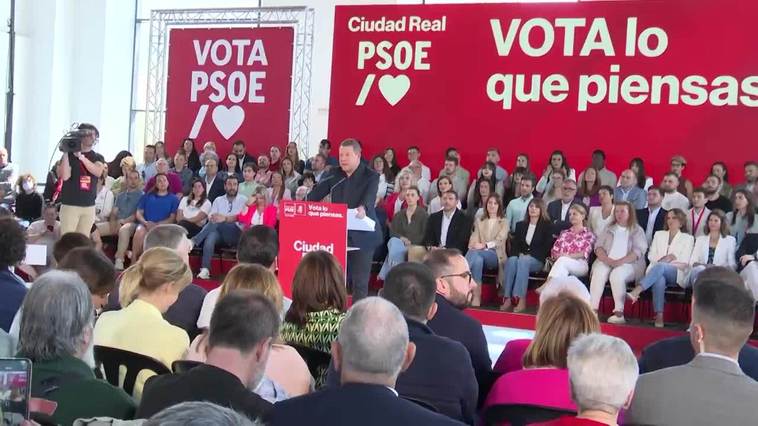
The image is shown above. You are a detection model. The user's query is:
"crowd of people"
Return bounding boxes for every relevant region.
[0,125,757,424]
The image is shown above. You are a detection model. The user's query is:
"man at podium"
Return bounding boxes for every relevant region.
[307,139,382,300]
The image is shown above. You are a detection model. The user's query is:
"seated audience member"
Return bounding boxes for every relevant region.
[255,155,273,186]
[512,153,533,183]
[688,210,737,286]
[52,232,94,264]
[130,173,179,261]
[26,203,61,272]
[268,146,282,172]
[505,175,536,231]
[614,169,646,210]
[628,209,694,327]
[154,140,168,161]
[428,156,468,201]
[198,141,219,177]
[735,160,758,193]
[485,293,600,416]
[660,172,690,212]
[588,186,615,236]
[102,171,143,268]
[467,162,502,208]
[577,167,601,207]
[138,144,158,182]
[145,401,257,426]
[192,175,246,279]
[137,291,276,419]
[110,155,138,195]
[380,262,477,424]
[18,271,135,425]
[427,175,458,215]
[286,142,305,175]
[382,147,401,180]
[371,154,391,203]
[266,171,291,207]
[444,147,471,185]
[403,159,432,199]
[502,166,528,206]
[176,178,211,238]
[384,169,417,221]
[281,250,347,387]
[626,157,653,190]
[541,204,595,290]
[90,170,116,248]
[145,158,183,195]
[238,186,277,229]
[222,153,243,181]
[309,153,329,183]
[725,189,758,246]
[425,249,493,407]
[465,194,508,305]
[0,218,27,332]
[687,187,711,237]
[202,157,225,202]
[266,297,461,426]
[187,264,311,400]
[238,161,261,199]
[172,150,194,194]
[231,140,255,174]
[408,191,473,262]
[0,148,17,205]
[109,151,132,180]
[543,334,638,426]
[580,150,617,188]
[14,173,43,224]
[638,266,758,380]
[405,145,431,182]
[465,177,495,221]
[547,179,582,234]
[626,279,758,426]
[636,186,667,244]
[536,150,576,194]
[703,173,733,213]
[669,154,694,198]
[541,170,566,205]
[281,157,302,196]
[501,199,553,312]
[59,247,117,311]
[378,186,428,280]
[295,185,308,200]
[710,161,732,199]
[484,147,508,183]
[738,234,758,300]
[95,247,192,398]
[589,202,648,324]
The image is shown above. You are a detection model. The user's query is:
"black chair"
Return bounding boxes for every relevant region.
[400,395,440,413]
[172,359,204,374]
[482,404,575,426]
[94,345,171,396]
[290,343,332,380]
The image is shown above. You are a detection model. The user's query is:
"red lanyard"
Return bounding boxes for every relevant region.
[691,208,706,234]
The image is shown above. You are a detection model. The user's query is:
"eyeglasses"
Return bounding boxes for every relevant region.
[440,271,472,284]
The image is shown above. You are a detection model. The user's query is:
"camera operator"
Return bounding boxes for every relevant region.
[57,123,105,235]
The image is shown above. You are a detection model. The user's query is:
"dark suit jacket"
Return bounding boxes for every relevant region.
[422,209,473,254]
[638,335,758,381]
[307,163,382,250]
[205,174,226,203]
[427,294,493,407]
[510,220,554,263]
[234,153,256,174]
[736,233,758,272]
[546,199,583,235]
[136,364,271,419]
[264,382,464,426]
[636,207,668,236]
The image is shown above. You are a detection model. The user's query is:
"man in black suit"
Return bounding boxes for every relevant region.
[307,139,382,301]
[636,186,667,244]
[424,249,494,407]
[203,157,225,202]
[265,297,462,426]
[409,190,473,262]
[547,179,582,235]
[231,140,255,174]
[137,291,275,419]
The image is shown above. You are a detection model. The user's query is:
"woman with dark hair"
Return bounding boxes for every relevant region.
[378,186,427,281]
[182,138,202,173]
[107,150,132,179]
[466,194,508,306]
[223,153,243,181]
[688,209,736,286]
[466,177,494,220]
[154,141,168,160]
[14,174,44,224]
[726,189,758,246]
[427,175,457,214]
[281,157,301,195]
[286,142,305,175]
[710,161,732,199]
[628,157,653,190]
[500,198,553,312]
[503,167,528,206]
[578,166,601,207]
[536,150,575,194]
[177,178,211,238]
[371,154,391,203]
[267,171,291,208]
[281,250,347,387]
[383,147,401,181]
[467,162,500,207]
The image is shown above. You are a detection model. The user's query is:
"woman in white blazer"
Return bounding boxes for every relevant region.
[687,210,737,286]
[628,208,694,327]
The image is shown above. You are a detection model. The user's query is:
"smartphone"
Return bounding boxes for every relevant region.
[0,358,32,426]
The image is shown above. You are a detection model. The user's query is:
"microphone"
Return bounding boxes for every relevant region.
[330,177,347,200]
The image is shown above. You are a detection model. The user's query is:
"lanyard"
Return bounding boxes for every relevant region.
[691,208,706,234]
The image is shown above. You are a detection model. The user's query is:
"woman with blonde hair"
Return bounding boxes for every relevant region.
[110,156,140,195]
[383,169,421,222]
[189,264,312,400]
[542,204,596,288]
[94,247,192,399]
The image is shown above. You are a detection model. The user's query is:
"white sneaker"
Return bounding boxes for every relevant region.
[114,259,125,270]
[197,268,210,280]
[607,314,626,324]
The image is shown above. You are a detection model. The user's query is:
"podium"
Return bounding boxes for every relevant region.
[278,201,348,298]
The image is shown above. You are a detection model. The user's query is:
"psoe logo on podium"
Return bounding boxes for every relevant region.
[283,202,307,217]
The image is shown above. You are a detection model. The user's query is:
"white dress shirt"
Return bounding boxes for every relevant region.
[440,210,455,247]
[646,206,661,242]
[662,191,690,211]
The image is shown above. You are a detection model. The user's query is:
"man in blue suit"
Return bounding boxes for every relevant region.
[264,297,463,426]
[307,138,382,300]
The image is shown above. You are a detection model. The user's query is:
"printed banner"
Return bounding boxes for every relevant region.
[278,201,348,298]
[329,1,758,181]
[164,27,293,160]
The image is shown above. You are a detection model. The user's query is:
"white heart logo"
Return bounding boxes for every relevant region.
[378,75,411,106]
[212,105,245,139]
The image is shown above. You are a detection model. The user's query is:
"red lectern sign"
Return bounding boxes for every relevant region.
[278,201,348,298]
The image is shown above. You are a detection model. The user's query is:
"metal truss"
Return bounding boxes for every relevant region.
[143,7,314,155]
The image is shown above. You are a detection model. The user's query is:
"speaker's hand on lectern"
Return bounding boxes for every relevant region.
[355,206,366,219]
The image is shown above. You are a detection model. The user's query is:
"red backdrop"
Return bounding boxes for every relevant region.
[164,27,293,160]
[328,1,758,184]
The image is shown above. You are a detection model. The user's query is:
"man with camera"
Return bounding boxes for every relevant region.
[57,123,105,235]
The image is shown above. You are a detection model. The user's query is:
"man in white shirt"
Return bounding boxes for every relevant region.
[407,146,431,183]
[614,169,647,210]
[408,191,472,262]
[660,173,690,212]
[505,176,535,231]
[191,176,247,279]
[137,144,158,183]
[687,188,711,237]
[579,149,617,187]
[311,154,328,183]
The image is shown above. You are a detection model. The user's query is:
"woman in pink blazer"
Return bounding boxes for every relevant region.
[238,186,277,229]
